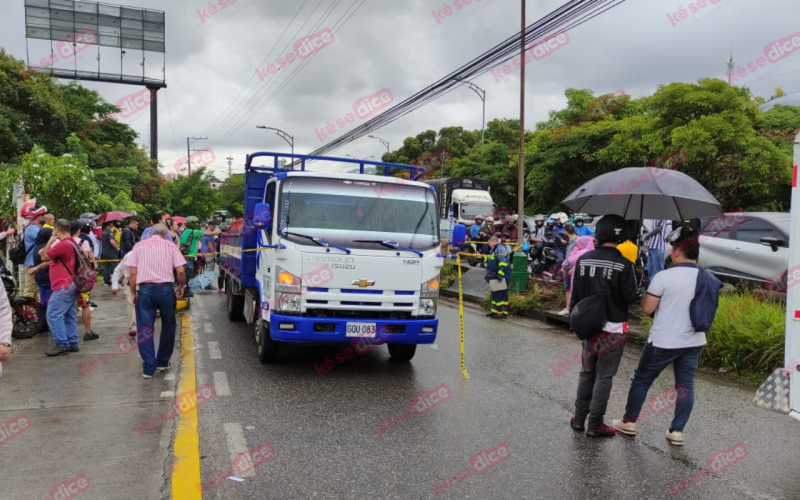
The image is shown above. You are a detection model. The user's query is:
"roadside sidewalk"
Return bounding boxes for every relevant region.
[0,286,182,499]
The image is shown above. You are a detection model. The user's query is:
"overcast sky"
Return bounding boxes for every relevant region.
[2,0,799,180]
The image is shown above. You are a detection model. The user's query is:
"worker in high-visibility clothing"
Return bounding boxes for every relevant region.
[484,234,511,319]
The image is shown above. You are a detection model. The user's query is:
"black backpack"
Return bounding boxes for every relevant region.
[180,231,195,255]
[9,231,27,265]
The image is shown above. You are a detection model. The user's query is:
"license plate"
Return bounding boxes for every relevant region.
[345,322,376,338]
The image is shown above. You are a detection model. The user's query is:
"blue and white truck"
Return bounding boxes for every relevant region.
[219,152,463,363]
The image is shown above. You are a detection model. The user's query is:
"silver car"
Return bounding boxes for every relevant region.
[695,212,789,286]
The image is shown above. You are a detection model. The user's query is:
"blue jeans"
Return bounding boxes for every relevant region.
[47,284,78,347]
[38,283,52,308]
[623,343,703,432]
[135,284,177,376]
[648,248,665,280]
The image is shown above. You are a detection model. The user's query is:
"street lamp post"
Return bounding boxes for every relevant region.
[256,126,294,157]
[186,136,208,174]
[453,76,486,155]
[368,135,389,154]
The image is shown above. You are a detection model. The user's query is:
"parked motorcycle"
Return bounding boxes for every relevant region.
[3,267,47,339]
[460,241,482,267]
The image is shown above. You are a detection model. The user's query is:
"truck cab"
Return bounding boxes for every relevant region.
[220,152,456,364]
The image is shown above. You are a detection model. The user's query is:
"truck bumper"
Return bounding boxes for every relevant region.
[268,314,438,344]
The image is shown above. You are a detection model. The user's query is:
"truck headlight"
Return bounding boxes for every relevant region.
[419,298,437,316]
[276,292,301,313]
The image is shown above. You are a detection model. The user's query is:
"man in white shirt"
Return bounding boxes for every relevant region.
[111,252,136,337]
[612,224,718,446]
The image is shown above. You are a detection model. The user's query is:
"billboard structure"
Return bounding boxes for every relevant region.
[23,0,166,159]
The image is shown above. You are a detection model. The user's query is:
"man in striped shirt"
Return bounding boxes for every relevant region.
[645,219,671,280]
[127,224,186,378]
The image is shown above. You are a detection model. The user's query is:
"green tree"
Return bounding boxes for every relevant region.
[163,169,219,220]
[217,174,245,217]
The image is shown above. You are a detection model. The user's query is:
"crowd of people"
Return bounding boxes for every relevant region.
[9,203,225,378]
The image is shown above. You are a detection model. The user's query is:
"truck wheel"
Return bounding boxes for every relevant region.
[387,343,417,362]
[226,280,244,322]
[255,318,280,364]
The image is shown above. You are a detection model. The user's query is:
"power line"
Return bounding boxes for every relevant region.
[198,0,313,139]
[307,0,628,158]
[212,0,363,145]
[203,0,327,141]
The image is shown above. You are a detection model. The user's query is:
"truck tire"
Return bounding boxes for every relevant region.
[255,318,280,364]
[226,278,244,322]
[387,343,417,362]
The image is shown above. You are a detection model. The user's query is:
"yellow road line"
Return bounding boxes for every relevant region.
[172,314,202,500]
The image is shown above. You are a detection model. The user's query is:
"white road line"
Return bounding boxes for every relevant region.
[159,391,175,398]
[223,423,255,478]
[204,322,214,334]
[164,374,176,381]
[208,342,222,359]
[213,372,231,396]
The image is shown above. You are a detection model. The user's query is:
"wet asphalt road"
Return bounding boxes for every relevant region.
[188,292,800,500]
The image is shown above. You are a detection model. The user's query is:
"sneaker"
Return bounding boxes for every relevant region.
[218,288,226,294]
[89,305,97,312]
[205,285,217,291]
[586,423,617,438]
[156,363,172,372]
[89,301,99,308]
[127,330,137,338]
[69,346,80,352]
[45,345,71,356]
[142,373,153,379]
[558,308,570,316]
[611,418,637,436]
[485,312,495,317]
[666,429,684,446]
[83,331,100,341]
[570,417,585,432]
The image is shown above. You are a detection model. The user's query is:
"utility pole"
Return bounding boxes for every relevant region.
[186,136,207,174]
[727,52,735,86]
[227,155,233,178]
[510,0,528,294]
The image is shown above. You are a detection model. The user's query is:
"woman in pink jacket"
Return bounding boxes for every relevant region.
[566,236,595,309]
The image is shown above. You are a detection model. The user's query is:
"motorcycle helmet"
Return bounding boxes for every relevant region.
[80,212,99,221]
[555,212,569,224]
[595,214,627,245]
[574,216,585,224]
[533,214,546,223]
[77,218,94,231]
[475,216,484,223]
[485,216,494,224]
[20,200,47,220]
[546,217,555,226]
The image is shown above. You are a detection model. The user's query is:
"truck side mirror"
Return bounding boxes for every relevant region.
[253,203,272,229]
[452,224,467,247]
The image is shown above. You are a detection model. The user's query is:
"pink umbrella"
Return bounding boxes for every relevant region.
[98,211,134,224]
[171,216,186,224]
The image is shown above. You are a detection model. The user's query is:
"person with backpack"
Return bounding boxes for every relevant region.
[72,221,99,341]
[568,214,640,438]
[120,217,139,256]
[39,219,82,356]
[612,224,722,446]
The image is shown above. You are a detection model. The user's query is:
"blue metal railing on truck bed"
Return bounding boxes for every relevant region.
[221,151,431,289]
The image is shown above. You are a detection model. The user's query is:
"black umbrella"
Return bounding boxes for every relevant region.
[561,167,723,220]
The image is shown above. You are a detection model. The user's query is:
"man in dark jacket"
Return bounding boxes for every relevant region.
[120,217,139,256]
[569,214,639,438]
[484,235,510,319]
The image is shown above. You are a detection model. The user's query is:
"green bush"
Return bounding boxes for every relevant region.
[702,292,785,381]
[440,261,458,290]
[509,291,542,315]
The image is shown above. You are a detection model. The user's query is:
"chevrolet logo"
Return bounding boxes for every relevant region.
[351,279,376,287]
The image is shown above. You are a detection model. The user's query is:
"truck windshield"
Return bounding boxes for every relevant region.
[279,177,439,250]
[461,203,495,220]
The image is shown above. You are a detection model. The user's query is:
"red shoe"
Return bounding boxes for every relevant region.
[587,423,617,438]
[127,330,136,337]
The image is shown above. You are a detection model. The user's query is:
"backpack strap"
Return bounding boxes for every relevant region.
[57,239,82,276]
